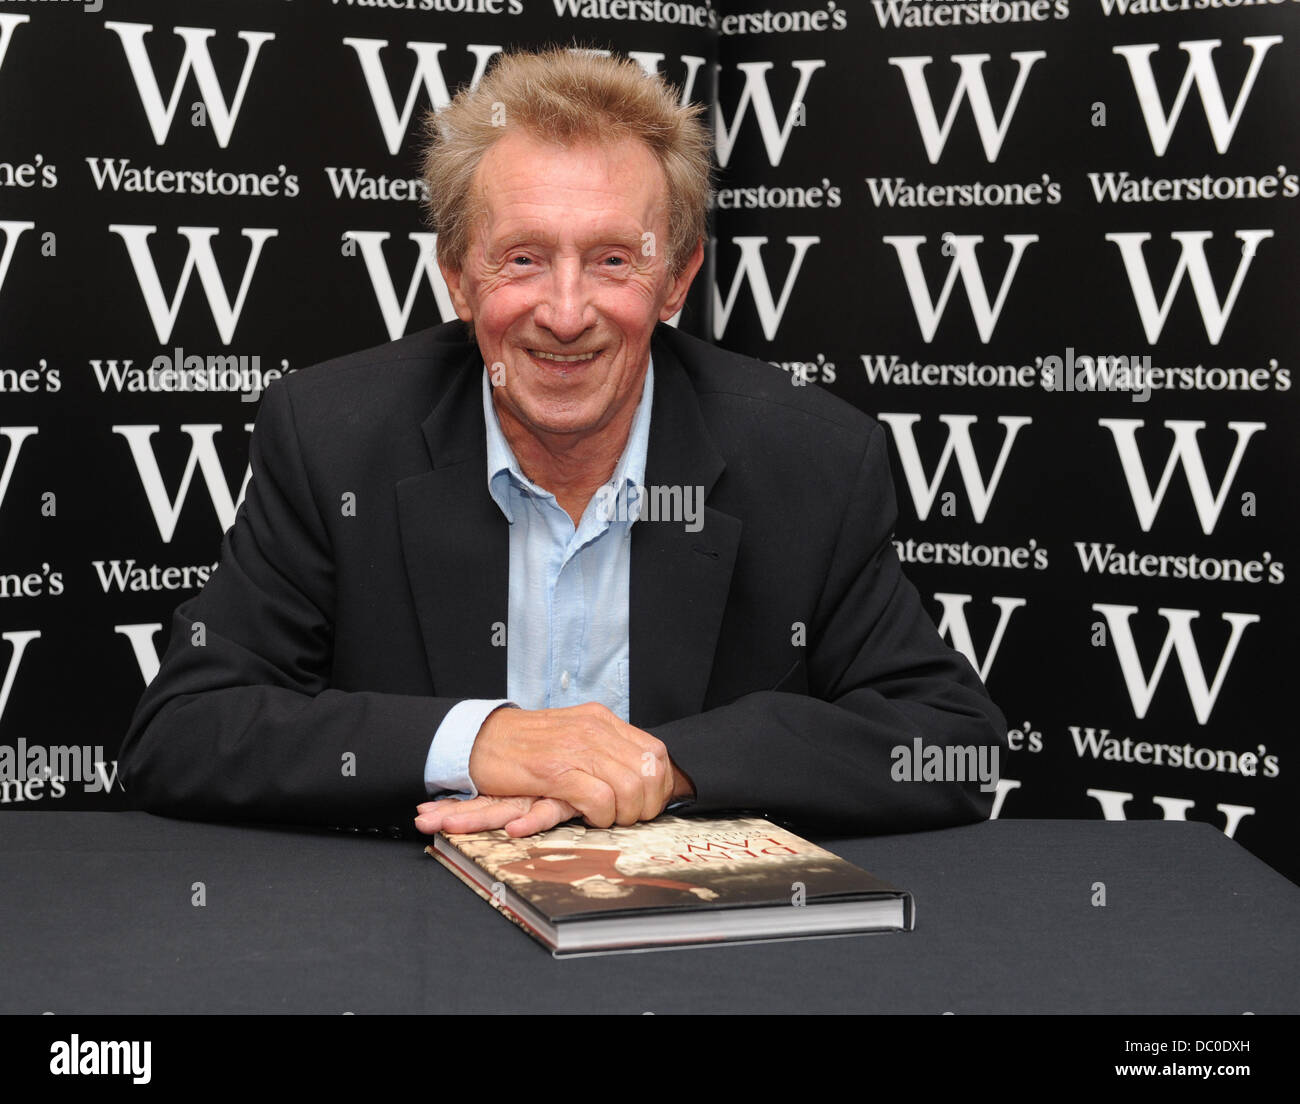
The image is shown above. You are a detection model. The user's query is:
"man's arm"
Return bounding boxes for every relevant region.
[649,423,1008,835]
[119,380,458,831]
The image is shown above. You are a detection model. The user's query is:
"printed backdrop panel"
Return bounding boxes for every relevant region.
[712,0,1299,882]
[1,0,1296,885]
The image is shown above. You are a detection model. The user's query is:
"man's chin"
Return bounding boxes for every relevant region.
[508,406,605,438]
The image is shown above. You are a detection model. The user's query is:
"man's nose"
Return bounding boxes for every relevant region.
[534,259,595,342]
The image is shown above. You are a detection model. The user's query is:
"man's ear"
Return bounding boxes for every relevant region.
[438,258,474,323]
[660,237,705,321]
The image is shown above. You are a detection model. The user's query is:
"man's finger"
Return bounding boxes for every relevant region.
[578,720,671,818]
[413,799,476,833]
[549,769,618,828]
[436,799,532,835]
[583,745,669,825]
[436,808,511,834]
[415,797,478,817]
[503,798,577,838]
[594,757,649,826]
[414,795,525,833]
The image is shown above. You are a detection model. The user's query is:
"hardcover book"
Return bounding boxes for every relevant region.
[427,814,914,956]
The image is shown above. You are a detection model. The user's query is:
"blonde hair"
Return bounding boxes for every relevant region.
[420,48,712,278]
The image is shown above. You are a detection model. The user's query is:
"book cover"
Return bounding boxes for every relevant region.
[427,815,913,955]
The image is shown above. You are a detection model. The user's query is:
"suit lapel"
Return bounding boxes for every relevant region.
[396,340,510,699]
[630,330,742,727]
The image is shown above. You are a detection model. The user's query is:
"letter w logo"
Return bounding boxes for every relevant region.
[105,22,274,148]
[344,232,456,340]
[883,234,1036,343]
[0,629,39,727]
[933,593,1026,682]
[878,414,1030,524]
[0,14,29,78]
[113,424,254,542]
[1105,230,1272,345]
[888,51,1045,163]
[0,427,38,517]
[1099,418,1264,535]
[712,236,819,341]
[115,624,165,687]
[0,220,34,301]
[1093,604,1258,725]
[714,60,826,168]
[110,225,277,345]
[344,39,501,156]
[1113,36,1282,156]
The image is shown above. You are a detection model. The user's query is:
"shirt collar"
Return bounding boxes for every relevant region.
[483,356,655,526]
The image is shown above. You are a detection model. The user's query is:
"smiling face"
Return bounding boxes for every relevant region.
[440,128,703,455]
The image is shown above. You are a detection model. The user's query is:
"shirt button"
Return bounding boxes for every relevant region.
[560,670,571,691]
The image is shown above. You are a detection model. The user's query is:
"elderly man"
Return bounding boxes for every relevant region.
[120,49,1006,841]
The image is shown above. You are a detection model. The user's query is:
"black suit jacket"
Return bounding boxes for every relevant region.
[120,320,1006,838]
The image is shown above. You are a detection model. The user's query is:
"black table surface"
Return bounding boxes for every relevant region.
[0,812,1296,1014]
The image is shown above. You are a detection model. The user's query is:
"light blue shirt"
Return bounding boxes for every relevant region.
[423,358,655,798]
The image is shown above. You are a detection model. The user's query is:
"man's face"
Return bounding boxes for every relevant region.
[440,128,703,444]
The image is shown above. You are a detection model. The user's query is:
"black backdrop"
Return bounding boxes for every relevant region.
[1,0,1296,883]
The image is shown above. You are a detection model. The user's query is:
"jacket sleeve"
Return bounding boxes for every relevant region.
[118,379,456,833]
[649,423,1009,836]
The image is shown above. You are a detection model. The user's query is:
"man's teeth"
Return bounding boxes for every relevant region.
[531,350,596,363]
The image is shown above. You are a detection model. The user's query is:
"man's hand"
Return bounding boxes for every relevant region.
[414,794,578,838]
[466,702,693,828]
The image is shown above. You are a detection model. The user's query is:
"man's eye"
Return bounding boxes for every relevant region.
[508,255,532,266]
[603,256,627,267]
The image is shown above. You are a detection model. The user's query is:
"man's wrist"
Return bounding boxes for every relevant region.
[426,699,516,797]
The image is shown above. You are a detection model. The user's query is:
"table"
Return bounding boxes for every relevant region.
[1,812,1296,1014]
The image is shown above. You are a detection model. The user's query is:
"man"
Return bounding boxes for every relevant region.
[120,49,1006,842]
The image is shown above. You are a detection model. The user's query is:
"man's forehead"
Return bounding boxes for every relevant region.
[481,213,647,248]
[472,130,667,223]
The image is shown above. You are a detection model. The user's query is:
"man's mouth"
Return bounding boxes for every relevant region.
[528,349,599,364]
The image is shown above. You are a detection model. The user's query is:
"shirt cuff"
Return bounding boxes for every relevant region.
[424,699,516,798]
